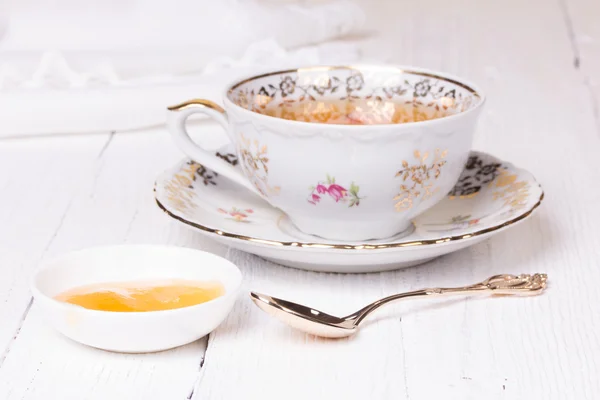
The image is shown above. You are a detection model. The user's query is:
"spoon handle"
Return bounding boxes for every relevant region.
[348,273,547,325]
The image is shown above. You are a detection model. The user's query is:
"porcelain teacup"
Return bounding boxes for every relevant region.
[166,65,485,241]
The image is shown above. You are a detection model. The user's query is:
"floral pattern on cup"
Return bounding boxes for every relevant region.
[308,175,362,207]
[228,68,476,124]
[218,207,254,223]
[394,149,448,211]
[237,133,281,197]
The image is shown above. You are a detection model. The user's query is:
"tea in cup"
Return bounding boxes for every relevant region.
[167,65,485,241]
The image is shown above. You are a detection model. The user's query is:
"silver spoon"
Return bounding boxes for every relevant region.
[250,273,547,338]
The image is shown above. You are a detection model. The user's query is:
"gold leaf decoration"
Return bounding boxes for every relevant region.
[394,149,448,212]
[238,133,281,197]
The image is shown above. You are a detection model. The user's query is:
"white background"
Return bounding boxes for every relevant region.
[1,0,599,399]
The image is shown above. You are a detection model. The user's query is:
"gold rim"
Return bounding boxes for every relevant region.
[154,190,544,251]
[227,65,482,98]
[167,99,225,113]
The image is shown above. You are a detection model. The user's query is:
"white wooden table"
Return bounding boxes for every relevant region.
[1,1,599,398]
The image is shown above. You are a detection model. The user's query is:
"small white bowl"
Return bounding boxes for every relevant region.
[31,245,242,353]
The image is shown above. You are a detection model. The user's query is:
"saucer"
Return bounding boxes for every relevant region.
[154,145,543,273]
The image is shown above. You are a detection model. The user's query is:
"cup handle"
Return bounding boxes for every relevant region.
[166,99,263,197]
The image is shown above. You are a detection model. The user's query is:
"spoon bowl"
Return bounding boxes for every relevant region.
[251,292,357,338]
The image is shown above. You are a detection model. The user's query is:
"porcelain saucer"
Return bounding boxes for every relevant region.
[154,146,543,273]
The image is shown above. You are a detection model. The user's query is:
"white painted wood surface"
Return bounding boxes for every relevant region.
[1,0,599,398]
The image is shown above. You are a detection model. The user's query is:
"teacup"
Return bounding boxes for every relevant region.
[167,65,485,241]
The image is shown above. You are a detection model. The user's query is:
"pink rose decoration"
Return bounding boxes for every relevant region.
[307,177,361,207]
[316,184,328,194]
[327,184,347,202]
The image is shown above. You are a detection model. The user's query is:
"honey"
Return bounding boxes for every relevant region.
[55,279,225,312]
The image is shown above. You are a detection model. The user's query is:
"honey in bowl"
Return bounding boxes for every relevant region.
[55,279,225,312]
[261,98,453,125]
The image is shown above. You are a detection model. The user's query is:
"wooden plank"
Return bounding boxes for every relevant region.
[562,0,600,137]
[0,126,230,399]
[0,133,110,356]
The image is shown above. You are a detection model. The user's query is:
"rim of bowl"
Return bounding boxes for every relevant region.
[31,244,243,316]
[222,64,486,130]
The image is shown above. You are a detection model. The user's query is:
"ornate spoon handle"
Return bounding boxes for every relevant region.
[347,274,547,326]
